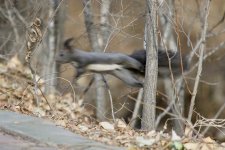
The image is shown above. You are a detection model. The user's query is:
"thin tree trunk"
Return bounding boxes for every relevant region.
[99,0,113,120]
[83,0,110,121]
[141,0,158,130]
[44,0,64,94]
[99,0,111,50]
[159,0,176,51]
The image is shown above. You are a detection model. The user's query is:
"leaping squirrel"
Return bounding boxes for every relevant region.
[56,38,188,87]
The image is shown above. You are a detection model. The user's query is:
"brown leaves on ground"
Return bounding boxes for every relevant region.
[0,57,225,149]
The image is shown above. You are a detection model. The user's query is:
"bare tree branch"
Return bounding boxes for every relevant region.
[130,88,143,128]
[188,0,211,122]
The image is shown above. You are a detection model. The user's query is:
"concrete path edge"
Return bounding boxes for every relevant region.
[0,110,124,150]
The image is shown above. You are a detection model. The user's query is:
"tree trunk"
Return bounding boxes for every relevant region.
[141,0,158,130]
[99,0,111,51]
[44,0,64,94]
[83,0,112,121]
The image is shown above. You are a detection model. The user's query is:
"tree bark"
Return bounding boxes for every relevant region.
[141,0,158,130]
[44,0,64,94]
[99,0,111,51]
[83,0,112,121]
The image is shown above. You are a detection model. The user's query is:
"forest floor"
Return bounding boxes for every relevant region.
[0,56,224,150]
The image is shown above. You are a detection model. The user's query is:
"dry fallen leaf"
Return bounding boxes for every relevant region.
[55,120,66,127]
[221,142,225,146]
[184,126,193,137]
[136,136,155,147]
[115,119,127,129]
[127,145,138,150]
[184,143,198,150]
[99,121,115,131]
[172,129,181,141]
[147,130,156,137]
[33,107,46,117]
[78,125,89,132]
[7,55,23,70]
[2,58,225,149]
[200,144,214,150]
[202,136,215,143]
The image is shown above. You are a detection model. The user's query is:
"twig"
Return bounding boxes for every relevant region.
[207,28,225,38]
[0,33,11,61]
[128,95,179,118]
[46,77,76,103]
[158,7,185,133]
[201,99,225,135]
[185,77,219,86]
[209,10,225,32]
[80,76,95,98]
[188,0,211,122]
[155,77,184,129]
[38,87,53,111]
[195,113,225,131]
[101,75,115,122]
[187,39,225,75]
[13,7,28,26]
[5,1,19,42]
[130,88,143,128]
[155,87,175,127]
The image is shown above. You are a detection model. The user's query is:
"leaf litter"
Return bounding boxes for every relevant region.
[0,56,224,149]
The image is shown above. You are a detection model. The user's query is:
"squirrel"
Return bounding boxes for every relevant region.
[56,38,188,87]
[56,38,144,87]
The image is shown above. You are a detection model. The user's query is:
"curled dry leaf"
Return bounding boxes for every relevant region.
[99,121,115,131]
[34,26,42,38]
[33,18,41,26]
[28,28,38,42]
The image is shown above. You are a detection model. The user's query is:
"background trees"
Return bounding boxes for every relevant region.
[1,0,225,141]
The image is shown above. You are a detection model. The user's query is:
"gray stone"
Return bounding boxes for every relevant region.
[0,110,124,150]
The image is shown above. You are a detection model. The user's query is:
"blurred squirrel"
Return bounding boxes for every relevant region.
[56,38,188,87]
[56,38,144,87]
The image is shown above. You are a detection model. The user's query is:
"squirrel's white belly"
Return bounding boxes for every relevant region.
[86,64,123,71]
